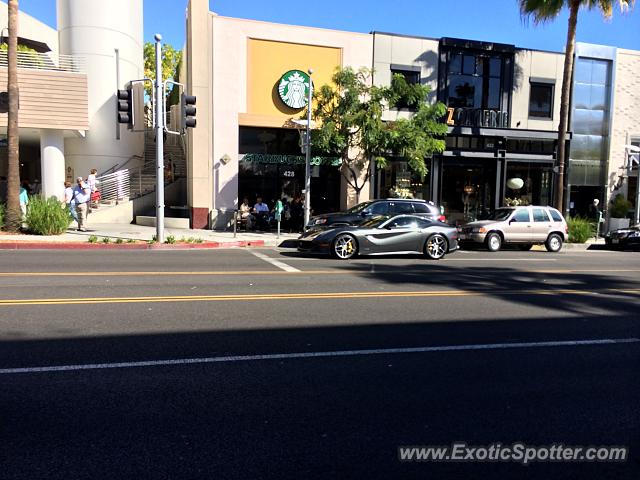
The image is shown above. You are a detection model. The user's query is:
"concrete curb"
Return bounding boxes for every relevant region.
[0,240,265,250]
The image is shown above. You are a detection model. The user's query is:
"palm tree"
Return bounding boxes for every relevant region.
[4,0,20,231]
[519,0,635,212]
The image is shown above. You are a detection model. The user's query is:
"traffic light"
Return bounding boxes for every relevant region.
[117,88,132,125]
[181,93,197,129]
[116,83,144,130]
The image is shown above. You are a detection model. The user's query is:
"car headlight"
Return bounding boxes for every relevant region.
[472,227,487,233]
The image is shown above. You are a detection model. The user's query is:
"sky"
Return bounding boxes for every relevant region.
[13,0,640,53]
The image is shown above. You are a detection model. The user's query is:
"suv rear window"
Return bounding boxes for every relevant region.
[548,209,563,222]
[412,203,431,214]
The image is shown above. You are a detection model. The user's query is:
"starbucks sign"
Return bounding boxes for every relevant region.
[278,70,311,109]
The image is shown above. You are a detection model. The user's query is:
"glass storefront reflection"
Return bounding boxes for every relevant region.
[440,160,496,225]
[504,162,552,207]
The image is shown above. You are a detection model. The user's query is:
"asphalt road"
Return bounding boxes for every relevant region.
[0,247,639,479]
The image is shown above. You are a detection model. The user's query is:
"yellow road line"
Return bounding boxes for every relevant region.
[0,268,639,277]
[0,288,638,307]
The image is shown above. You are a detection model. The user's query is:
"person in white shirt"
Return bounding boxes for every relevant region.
[72,176,91,231]
[63,181,78,223]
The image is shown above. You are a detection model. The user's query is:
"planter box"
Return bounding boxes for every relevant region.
[608,217,630,232]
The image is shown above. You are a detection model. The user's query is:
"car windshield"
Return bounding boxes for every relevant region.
[345,201,372,214]
[358,215,389,228]
[485,208,514,221]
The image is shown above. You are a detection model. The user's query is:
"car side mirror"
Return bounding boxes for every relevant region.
[509,219,516,224]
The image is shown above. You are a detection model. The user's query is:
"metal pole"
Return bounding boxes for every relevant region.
[154,34,165,243]
[304,68,313,228]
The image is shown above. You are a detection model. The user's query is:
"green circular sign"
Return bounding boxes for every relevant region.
[278,70,311,109]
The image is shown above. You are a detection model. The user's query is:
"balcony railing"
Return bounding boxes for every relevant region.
[0,51,86,74]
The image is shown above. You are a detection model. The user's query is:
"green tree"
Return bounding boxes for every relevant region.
[519,0,635,212]
[143,42,182,101]
[311,67,447,203]
[4,0,20,232]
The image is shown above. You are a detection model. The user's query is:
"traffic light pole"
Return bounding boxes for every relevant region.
[154,34,165,243]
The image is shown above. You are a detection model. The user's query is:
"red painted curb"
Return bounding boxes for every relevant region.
[0,240,266,250]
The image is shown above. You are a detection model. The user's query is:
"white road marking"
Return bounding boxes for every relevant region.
[248,250,300,272]
[1,337,637,375]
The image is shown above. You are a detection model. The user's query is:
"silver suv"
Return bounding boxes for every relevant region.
[459,206,568,252]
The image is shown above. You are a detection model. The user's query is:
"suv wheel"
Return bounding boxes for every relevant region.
[545,233,563,252]
[332,234,358,260]
[485,232,502,252]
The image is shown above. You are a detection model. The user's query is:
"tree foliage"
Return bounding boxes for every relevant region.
[311,67,447,202]
[143,42,182,100]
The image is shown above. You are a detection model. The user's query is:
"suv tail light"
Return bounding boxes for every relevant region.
[439,215,447,222]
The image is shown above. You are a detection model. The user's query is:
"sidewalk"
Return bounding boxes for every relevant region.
[0,223,300,250]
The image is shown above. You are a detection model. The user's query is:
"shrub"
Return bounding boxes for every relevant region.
[165,235,176,244]
[609,194,632,218]
[102,237,111,244]
[25,196,71,235]
[127,238,135,244]
[0,203,4,228]
[194,238,204,244]
[567,216,594,243]
[115,238,124,244]
[88,235,98,243]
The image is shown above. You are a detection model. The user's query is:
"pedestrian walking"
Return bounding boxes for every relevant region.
[19,180,29,228]
[72,176,91,231]
[63,181,78,224]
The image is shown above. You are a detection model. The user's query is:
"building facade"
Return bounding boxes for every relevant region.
[372,32,566,224]
[185,0,373,229]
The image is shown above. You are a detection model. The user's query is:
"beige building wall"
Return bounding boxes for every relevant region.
[0,68,88,130]
[511,49,564,130]
[372,32,439,122]
[607,48,640,203]
[186,0,373,227]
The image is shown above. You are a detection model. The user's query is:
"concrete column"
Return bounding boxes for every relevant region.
[40,129,66,200]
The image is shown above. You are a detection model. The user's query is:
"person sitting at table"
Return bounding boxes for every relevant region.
[253,196,270,230]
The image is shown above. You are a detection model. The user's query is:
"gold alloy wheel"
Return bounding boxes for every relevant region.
[333,234,357,260]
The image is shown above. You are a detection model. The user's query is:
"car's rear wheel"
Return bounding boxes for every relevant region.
[545,233,563,252]
[424,234,448,260]
[518,244,533,251]
[485,232,502,252]
[332,234,358,260]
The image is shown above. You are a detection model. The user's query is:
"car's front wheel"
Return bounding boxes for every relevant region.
[485,232,502,252]
[332,234,358,260]
[424,233,448,260]
[545,233,563,252]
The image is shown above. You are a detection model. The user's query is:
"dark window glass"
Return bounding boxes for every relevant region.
[388,216,416,228]
[412,203,430,214]
[457,136,471,149]
[488,78,501,109]
[475,57,484,76]
[445,136,456,148]
[549,209,563,222]
[391,202,414,214]
[392,69,420,86]
[489,58,502,77]
[529,83,553,119]
[449,54,462,74]
[463,55,475,75]
[533,208,550,222]
[448,76,479,108]
[370,202,389,215]
[513,209,531,222]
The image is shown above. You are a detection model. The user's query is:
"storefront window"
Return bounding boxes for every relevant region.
[504,162,552,207]
[446,51,503,110]
[440,159,496,225]
[378,160,430,200]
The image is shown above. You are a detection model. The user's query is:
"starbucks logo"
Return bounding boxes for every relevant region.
[278,70,311,109]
